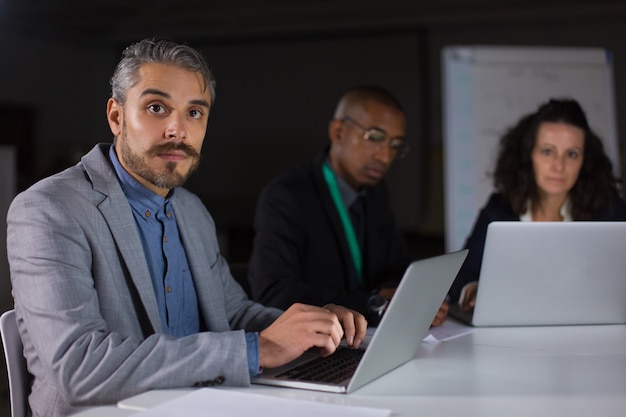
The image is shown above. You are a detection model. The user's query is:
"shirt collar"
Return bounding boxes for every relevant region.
[324,156,366,208]
[109,145,173,213]
[520,198,572,222]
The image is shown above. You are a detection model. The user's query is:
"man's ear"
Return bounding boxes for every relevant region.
[106,98,123,137]
[328,118,344,145]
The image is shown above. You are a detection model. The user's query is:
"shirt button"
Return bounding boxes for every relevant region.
[167,286,172,293]
[145,210,151,218]
[163,236,168,243]
[167,211,172,218]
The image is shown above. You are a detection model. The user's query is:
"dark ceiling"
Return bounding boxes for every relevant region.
[1,0,625,44]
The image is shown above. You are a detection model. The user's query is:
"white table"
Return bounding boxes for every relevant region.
[108,323,626,416]
[71,406,137,416]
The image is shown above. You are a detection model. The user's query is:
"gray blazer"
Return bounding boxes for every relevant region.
[7,144,282,417]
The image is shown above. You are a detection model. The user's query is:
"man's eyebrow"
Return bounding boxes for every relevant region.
[190,99,211,109]
[140,88,170,99]
[370,125,405,139]
[140,88,210,109]
[368,125,388,133]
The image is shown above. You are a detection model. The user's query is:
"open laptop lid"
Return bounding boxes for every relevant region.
[471,222,626,327]
[348,249,468,392]
[253,250,469,393]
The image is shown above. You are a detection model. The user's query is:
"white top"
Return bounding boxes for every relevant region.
[519,198,573,222]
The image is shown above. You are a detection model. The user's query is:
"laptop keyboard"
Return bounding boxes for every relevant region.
[276,347,365,384]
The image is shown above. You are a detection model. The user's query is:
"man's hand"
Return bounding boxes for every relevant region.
[461,282,478,311]
[377,287,396,300]
[323,303,367,348]
[431,300,449,327]
[378,286,449,327]
[258,303,367,369]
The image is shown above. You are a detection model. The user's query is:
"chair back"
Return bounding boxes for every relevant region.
[0,309,31,417]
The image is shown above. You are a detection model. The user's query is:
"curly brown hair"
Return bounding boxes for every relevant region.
[493,98,621,219]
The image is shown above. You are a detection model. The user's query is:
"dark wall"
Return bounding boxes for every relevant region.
[0,30,114,184]
[186,33,425,234]
[1,13,626,259]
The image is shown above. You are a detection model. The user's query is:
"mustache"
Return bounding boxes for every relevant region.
[148,142,200,159]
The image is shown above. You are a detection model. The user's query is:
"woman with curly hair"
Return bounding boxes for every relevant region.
[449,98,626,310]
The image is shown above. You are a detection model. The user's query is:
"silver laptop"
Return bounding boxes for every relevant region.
[453,221,626,327]
[252,249,469,393]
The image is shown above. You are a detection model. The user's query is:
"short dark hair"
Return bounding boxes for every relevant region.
[334,85,404,117]
[110,37,216,106]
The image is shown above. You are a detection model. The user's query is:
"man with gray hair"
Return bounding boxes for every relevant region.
[7,38,366,417]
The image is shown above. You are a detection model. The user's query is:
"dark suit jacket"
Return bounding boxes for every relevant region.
[248,151,411,316]
[448,192,626,303]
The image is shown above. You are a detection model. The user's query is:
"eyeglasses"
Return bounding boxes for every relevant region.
[340,116,410,159]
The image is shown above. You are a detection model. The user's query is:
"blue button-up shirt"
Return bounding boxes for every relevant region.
[109,147,200,337]
[108,147,260,374]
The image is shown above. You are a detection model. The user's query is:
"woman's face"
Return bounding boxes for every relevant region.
[531,122,585,199]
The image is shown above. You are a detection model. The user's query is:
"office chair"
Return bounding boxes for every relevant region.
[0,309,30,417]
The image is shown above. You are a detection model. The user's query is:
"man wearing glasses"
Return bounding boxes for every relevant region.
[248,85,448,326]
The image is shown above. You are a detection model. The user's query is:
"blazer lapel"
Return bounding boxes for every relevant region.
[99,196,163,333]
[82,145,163,333]
[172,195,228,331]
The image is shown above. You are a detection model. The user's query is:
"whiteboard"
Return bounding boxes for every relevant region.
[442,46,619,252]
